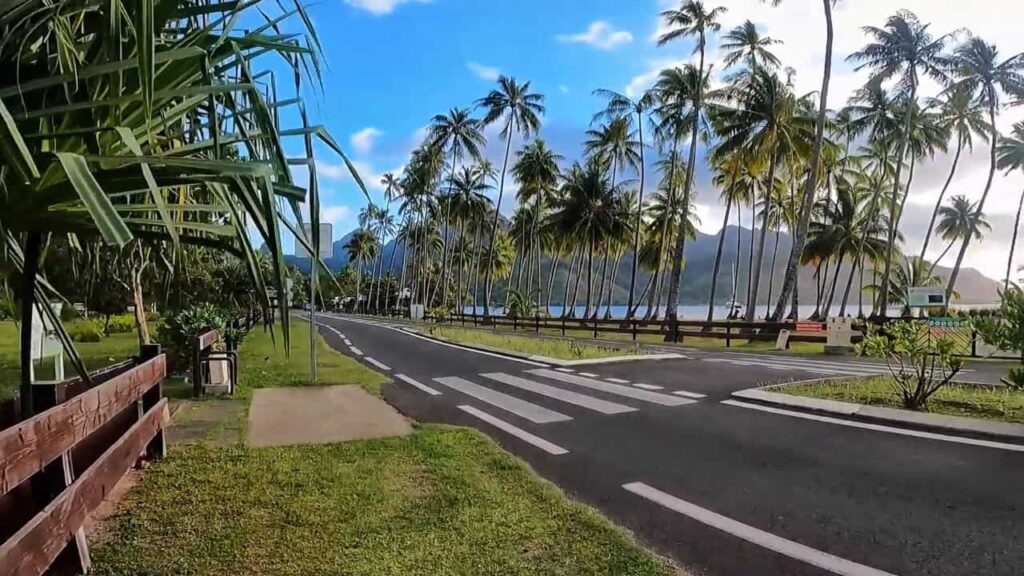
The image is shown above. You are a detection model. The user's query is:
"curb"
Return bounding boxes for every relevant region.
[404,328,685,367]
[730,387,1024,443]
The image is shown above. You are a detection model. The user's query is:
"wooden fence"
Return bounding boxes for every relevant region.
[0,346,168,576]
[428,312,830,347]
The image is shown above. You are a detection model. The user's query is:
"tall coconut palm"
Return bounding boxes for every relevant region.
[657,0,725,330]
[870,256,946,317]
[512,139,563,300]
[380,173,404,311]
[998,122,1024,289]
[932,195,991,279]
[716,69,814,320]
[721,20,783,73]
[476,76,545,317]
[944,37,1024,300]
[645,150,689,319]
[770,0,841,322]
[592,89,657,320]
[584,117,642,188]
[919,89,990,262]
[705,150,747,323]
[345,229,379,313]
[427,108,486,309]
[848,10,950,316]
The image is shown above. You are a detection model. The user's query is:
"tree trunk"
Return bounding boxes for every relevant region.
[592,250,609,319]
[131,265,150,349]
[1006,188,1024,290]
[547,243,562,315]
[19,232,41,416]
[706,192,735,324]
[766,228,780,311]
[642,144,679,321]
[920,137,964,262]
[946,104,999,303]
[606,252,622,319]
[471,225,482,315]
[568,248,585,317]
[584,235,596,318]
[770,0,834,320]
[625,112,646,319]
[744,150,780,321]
[398,238,409,311]
[746,202,755,309]
[484,126,515,318]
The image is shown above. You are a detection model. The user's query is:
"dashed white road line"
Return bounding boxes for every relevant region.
[395,374,442,396]
[555,368,575,373]
[673,390,707,399]
[579,372,600,378]
[606,378,631,384]
[459,405,569,455]
[623,482,897,576]
[434,377,572,424]
[721,400,1024,453]
[365,357,391,371]
[349,346,363,356]
[343,339,352,346]
[529,369,694,407]
[632,383,665,391]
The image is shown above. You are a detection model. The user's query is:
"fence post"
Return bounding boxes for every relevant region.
[513,315,518,331]
[192,336,203,398]
[561,317,566,337]
[593,319,598,339]
[535,314,540,333]
[632,320,637,341]
[971,329,978,358]
[726,324,732,348]
[673,318,680,343]
[139,344,166,461]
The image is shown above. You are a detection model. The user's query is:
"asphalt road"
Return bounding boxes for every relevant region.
[315,314,1024,576]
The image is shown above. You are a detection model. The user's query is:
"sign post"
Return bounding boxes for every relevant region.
[301,223,333,384]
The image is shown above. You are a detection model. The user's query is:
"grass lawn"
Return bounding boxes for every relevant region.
[91,426,675,576]
[783,376,1024,424]
[425,325,645,360]
[0,321,148,401]
[238,319,389,398]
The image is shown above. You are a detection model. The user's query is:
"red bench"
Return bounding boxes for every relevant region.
[795,321,825,333]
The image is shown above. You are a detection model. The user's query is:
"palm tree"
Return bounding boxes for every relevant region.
[592,89,657,321]
[380,173,404,311]
[584,117,641,188]
[449,166,494,310]
[869,256,946,316]
[848,10,950,316]
[477,76,545,317]
[932,195,991,279]
[657,0,725,330]
[721,20,783,73]
[769,0,841,322]
[716,69,814,320]
[945,36,1024,301]
[705,151,746,323]
[918,88,990,262]
[345,229,380,313]
[998,122,1024,290]
[512,140,563,301]
[428,108,487,309]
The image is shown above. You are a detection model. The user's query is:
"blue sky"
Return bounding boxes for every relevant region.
[280,0,1024,280]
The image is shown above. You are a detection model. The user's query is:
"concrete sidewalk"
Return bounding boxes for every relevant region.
[248,386,412,448]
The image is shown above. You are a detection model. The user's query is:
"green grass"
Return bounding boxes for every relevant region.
[238,320,389,398]
[91,425,676,576]
[0,321,148,401]
[783,376,1024,424]
[425,325,645,360]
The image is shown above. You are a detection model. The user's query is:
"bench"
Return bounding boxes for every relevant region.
[795,321,825,333]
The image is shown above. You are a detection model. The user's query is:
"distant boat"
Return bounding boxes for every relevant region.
[726,262,744,319]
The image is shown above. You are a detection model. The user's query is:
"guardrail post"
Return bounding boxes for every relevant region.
[192,337,203,398]
[139,344,165,461]
[513,315,518,331]
[971,329,978,358]
[535,314,540,333]
[561,317,566,337]
[593,319,598,339]
[726,324,732,348]
[632,320,637,341]
[673,318,680,343]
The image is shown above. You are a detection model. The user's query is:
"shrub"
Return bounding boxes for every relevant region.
[59,304,81,322]
[0,293,15,321]
[157,304,228,374]
[105,313,136,335]
[973,287,1024,390]
[67,319,104,343]
[860,321,963,410]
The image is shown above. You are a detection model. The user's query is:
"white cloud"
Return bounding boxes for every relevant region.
[342,0,431,16]
[559,85,571,94]
[350,127,384,155]
[317,160,385,193]
[558,21,633,51]
[467,62,501,81]
[322,204,354,227]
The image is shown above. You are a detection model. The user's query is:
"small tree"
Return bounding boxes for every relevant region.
[860,321,964,410]
[973,286,1024,390]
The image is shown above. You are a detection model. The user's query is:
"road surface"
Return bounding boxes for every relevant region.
[315,314,1024,576]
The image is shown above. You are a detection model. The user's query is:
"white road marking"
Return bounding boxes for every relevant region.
[673,391,707,399]
[433,377,572,424]
[623,482,897,576]
[528,369,695,407]
[343,339,352,346]
[606,378,631,384]
[632,383,665,391]
[365,357,391,371]
[579,372,600,378]
[721,400,1024,453]
[395,374,442,396]
[349,346,363,356]
[555,368,575,373]
[459,405,568,455]
[481,373,637,415]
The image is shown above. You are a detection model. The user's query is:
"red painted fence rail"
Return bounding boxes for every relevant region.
[0,351,168,576]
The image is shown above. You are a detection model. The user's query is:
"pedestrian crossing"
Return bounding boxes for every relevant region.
[701,353,972,377]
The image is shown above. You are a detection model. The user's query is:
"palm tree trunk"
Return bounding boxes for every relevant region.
[385,236,401,312]
[546,243,562,315]
[355,257,363,313]
[19,232,41,415]
[472,225,483,315]
[706,192,735,324]
[455,218,467,312]
[766,227,781,311]
[559,248,577,317]
[920,136,964,262]
[606,251,622,319]
[584,235,596,318]
[592,251,610,319]
[746,202,755,309]
[839,256,860,316]
[640,144,679,321]
[770,0,834,320]
[946,104,999,303]
[625,112,646,320]
[823,255,844,314]
[399,238,409,310]
[569,248,585,317]
[1006,188,1024,290]
[745,150,780,321]
[811,262,824,319]
[484,126,515,318]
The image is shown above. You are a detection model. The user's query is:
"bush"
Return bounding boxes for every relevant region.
[974,287,1024,390]
[860,321,963,410]
[105,313,136,335]
[0,293,15,321]
[157,304,229,374]
[67,319,104,343]
[59,304,81,322]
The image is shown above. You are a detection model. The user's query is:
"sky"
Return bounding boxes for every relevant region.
[287,0,1024,282]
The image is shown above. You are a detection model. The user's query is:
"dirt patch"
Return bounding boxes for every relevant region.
[166,399,247,447]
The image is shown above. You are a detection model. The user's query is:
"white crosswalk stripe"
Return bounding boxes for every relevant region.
[704,353,975,377]
[527,369,696,407]
[481,373,637,415]
[433,377,572,424]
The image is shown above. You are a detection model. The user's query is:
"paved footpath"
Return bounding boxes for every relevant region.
[315,313,1024,576]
